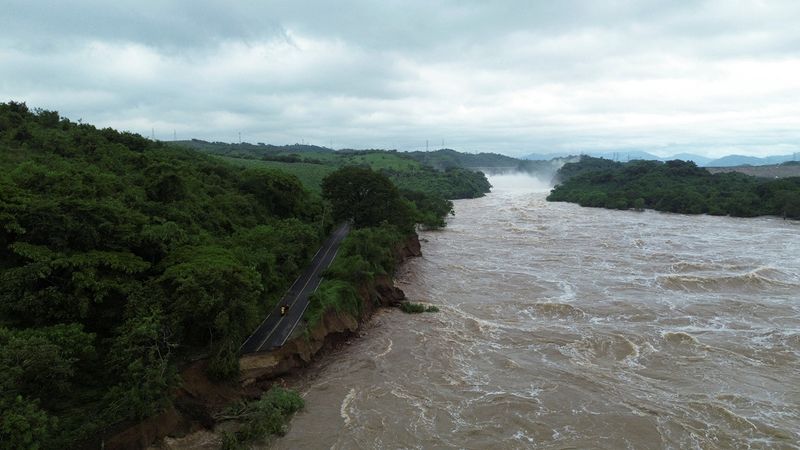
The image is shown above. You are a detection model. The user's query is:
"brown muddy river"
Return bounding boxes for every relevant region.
[273,175,800,449]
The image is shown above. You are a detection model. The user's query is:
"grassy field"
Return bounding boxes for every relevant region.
[219,151,425,191]
[219,156,335,192]
[209,143,492,201]
[343,152,422,170]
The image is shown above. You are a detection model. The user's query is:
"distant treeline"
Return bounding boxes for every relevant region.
[177,138,333,157]
[548,156,800,219]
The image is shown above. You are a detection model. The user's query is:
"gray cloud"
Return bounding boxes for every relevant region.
[2,0,800,157]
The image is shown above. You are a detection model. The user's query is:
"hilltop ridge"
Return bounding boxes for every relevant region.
[524,151,798,167]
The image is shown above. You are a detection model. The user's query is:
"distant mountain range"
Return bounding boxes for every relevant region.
[523,151,798,167]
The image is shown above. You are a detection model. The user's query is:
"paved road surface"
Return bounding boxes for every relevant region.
[240,223,350,354]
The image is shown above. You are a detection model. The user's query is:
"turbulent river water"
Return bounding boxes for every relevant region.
[273,174,800,449]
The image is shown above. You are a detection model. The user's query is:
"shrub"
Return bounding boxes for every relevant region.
[400,302,439,314]
[304,281,361,329]
[218,387,305,448]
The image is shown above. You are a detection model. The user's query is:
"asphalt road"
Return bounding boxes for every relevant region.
[240,222,351,354]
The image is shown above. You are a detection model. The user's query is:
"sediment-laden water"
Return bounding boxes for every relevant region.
[273,175,800,449]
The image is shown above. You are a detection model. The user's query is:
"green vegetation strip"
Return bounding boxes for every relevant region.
[400,303,440,314]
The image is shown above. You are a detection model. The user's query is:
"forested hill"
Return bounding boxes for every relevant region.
[0,102,332,446]
[176,141,492,200]
[176,138,334,159]
[547,156,800,219]
[0,102,457,447]
[403,148,572,178]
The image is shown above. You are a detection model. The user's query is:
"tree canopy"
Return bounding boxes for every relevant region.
[0,102,323,447]
[322,166,414,230]
[548,156,800,219]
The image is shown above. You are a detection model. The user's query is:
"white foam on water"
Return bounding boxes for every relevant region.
[339,388,357,427]
[374,338,393,358]
[487,172,553,193]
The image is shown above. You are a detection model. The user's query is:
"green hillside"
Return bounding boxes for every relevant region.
[221,157,336,193]
[179,141,492,200]
[0,102,461,448]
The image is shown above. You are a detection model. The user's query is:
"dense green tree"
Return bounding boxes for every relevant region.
[103,302,177,419]
[0,324,94,401]
[399,189,453,229]
[158,245,261,348]
[0,396,56,450]
[322,166,413,230]
[239,168,317,219]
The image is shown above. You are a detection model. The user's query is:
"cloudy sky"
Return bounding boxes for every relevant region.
[2,1,800,157]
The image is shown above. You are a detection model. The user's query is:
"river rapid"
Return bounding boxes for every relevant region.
[273,174,800,449]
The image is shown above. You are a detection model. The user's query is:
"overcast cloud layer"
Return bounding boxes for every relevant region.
[2,0,800,157]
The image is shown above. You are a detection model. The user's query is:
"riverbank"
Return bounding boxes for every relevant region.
[104,234,422,450]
